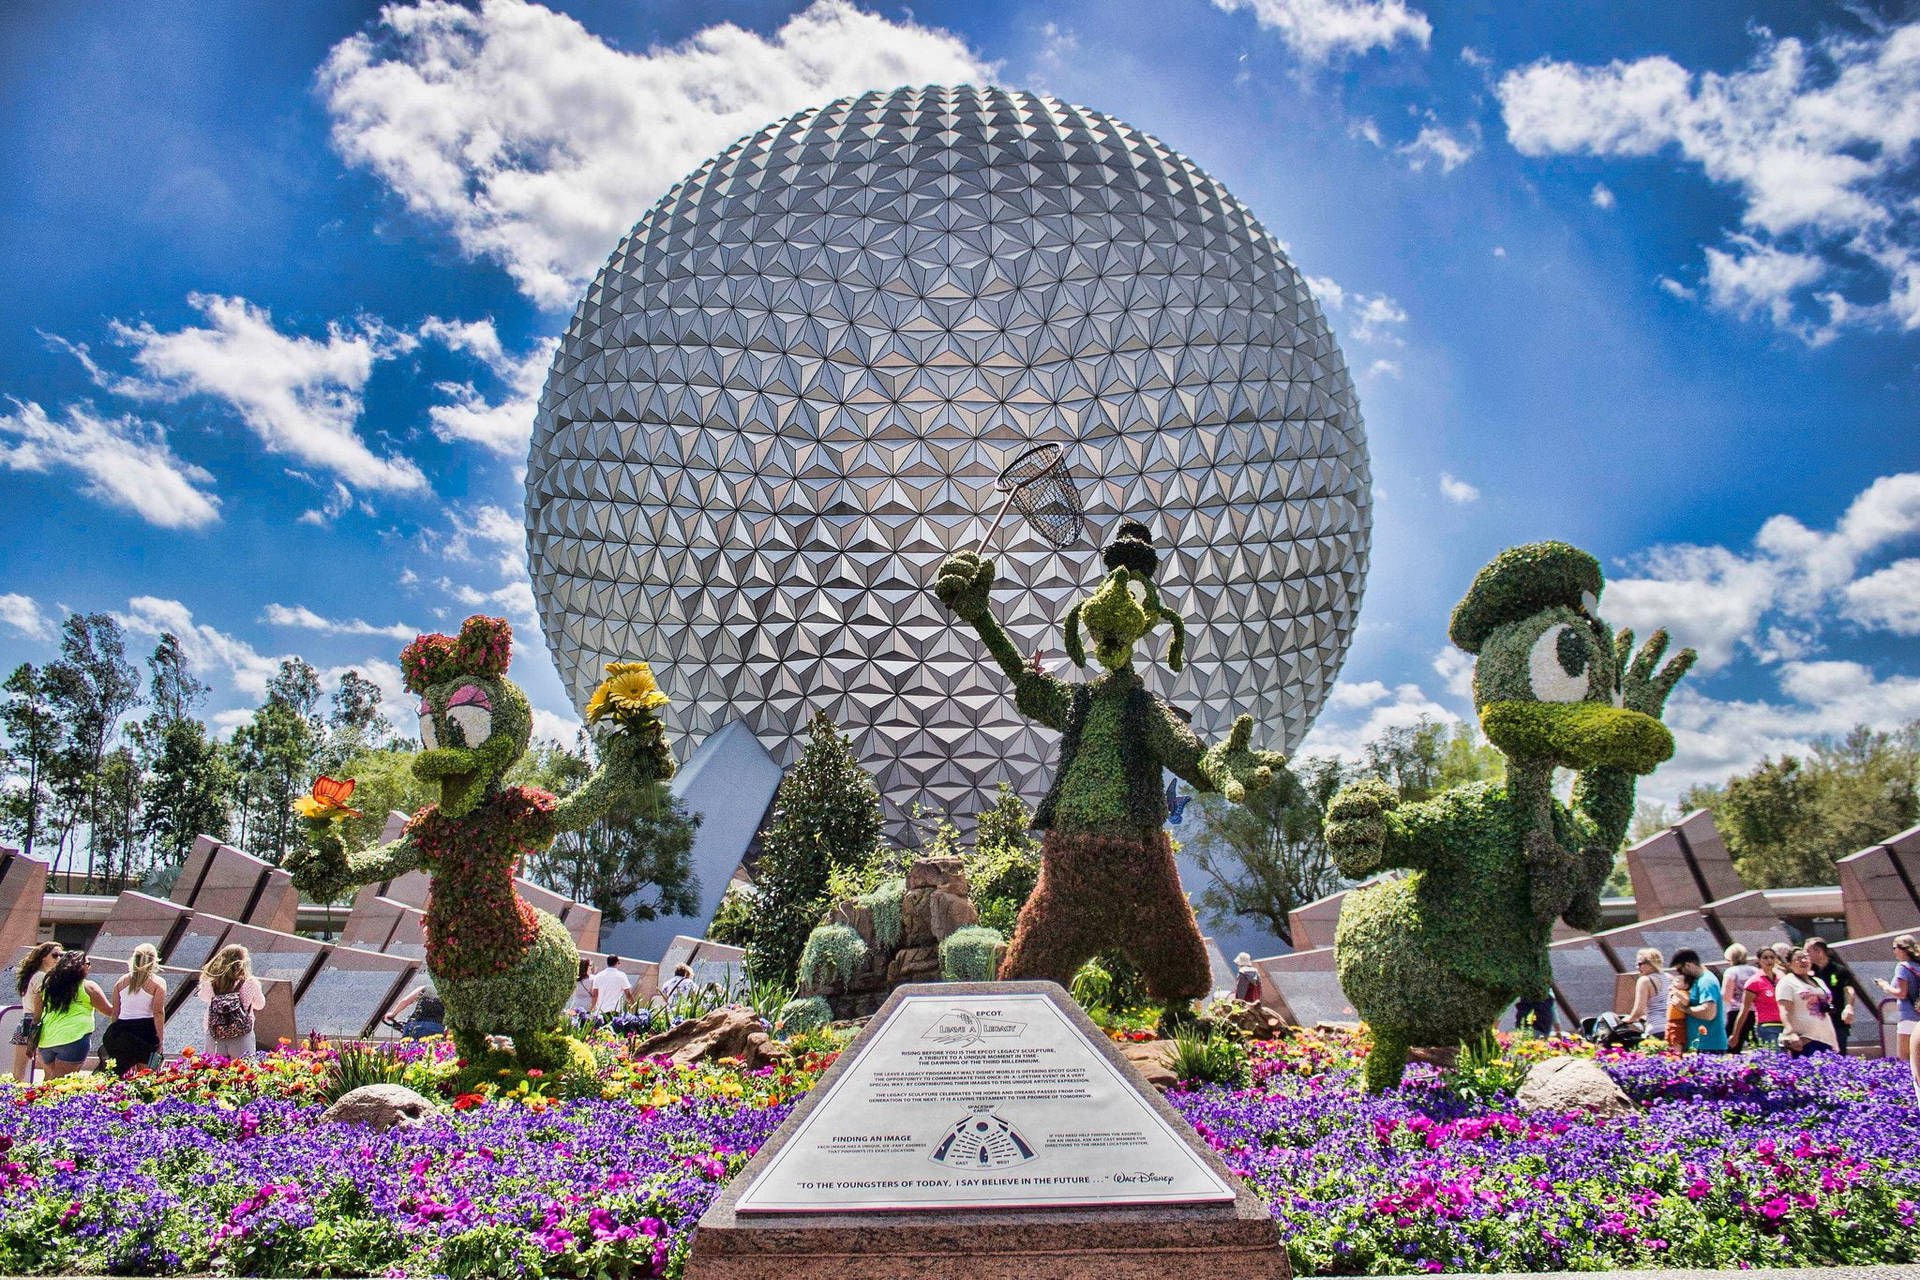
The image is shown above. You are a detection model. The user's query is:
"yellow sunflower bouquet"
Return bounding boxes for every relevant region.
[585,661,670,735]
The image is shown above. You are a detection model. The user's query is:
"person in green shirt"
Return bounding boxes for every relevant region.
[35,951,113,1078]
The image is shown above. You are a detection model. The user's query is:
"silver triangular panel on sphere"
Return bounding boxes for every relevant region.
[527,86,1372,834]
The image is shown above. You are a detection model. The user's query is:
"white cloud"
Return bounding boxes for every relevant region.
[1398,122,1475,172]
[1590,182,1616,209]
[1432,646,1475,700]
[1492,245,1507,257]
[1843,558,1920,635]
[321,0,992,308]
[0,398,221,529]
[1211,0,1431,64]
[1657,275,1697,300]
[531,705,582,745]
[1296,678,1463,763]
[436,502,537,627]
[416,318,557,455]
[1366,358,1402,379]
[0,594,52,642]
[261,603,418,641]
[1305,274,1408,343]
[1605,471,1920,670]
[1438,472,1480,504]
[1328,679,1391,709]
[1652,661,1920,801]
[1496,23,1920,336]
[119,596,284,700]
[105,294,427,494]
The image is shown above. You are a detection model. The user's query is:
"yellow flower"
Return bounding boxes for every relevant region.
[584,684,612,724]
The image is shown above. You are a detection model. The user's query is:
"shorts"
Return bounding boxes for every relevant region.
[1752,1023,1781,1048]
[1899,1019,1916,1038]
[1789,1039,1834,1058]
[38,1035,89,1066]
[10,1015,39,1048]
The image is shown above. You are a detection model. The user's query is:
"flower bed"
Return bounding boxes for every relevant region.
[0,1029,1913,1275]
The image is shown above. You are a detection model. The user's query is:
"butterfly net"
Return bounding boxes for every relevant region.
[994,443,1084,549]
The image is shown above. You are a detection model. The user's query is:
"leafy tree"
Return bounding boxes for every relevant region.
[744,712,883,985]
[1683,722,1919,888]
[1360,716,1503,802]
[317,669,397,774]
[91,747,145,886]
[230,694,316,865]
[143,632,208,731]
[962,783,1042,936]
[1187,755,1347,947]
[141,717,232,868]
[44,614,142,887]
[706,886,756,947]
[0,664,58,859]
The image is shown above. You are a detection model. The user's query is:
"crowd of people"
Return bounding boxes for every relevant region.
[1593,933,1920,1100]
[7,941,270,1080]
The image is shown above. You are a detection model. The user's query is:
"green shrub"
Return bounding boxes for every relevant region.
[1446,1031,1528,1105]
[863,876,906,951]
[775,996,833,1037]
[797,924,868,988]
[1168,1028,1251,1088]
[705,887,756,947]
[1070,958,1113,1009]
[320,1044,412,1104]
[940,925,1004,981]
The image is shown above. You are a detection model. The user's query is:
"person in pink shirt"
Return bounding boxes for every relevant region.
[1735,946,1784,1050]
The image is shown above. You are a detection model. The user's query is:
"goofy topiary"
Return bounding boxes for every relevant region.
[285,616,673,1073]
[934,521,1284,1009]
[1329,543,1695,1091]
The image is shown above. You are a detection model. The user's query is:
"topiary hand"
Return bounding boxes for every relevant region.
[602,718,676,788]
[934,551,996,623]
[1325,776,1398,877]
[1201,714,1285,804]
[284,822,352,903]
[1612,627,1696,720]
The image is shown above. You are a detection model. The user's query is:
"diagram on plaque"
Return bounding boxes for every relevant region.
[930,1108,1037,1168]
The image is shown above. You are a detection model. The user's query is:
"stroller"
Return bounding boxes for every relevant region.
[1579,1011,1648,1049]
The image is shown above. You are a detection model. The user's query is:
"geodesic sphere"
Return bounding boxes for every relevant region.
[528,85,1371,829]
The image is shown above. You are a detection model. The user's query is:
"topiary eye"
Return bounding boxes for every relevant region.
[1529,624,1590,702]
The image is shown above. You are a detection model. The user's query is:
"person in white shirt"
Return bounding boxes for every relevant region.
[588,956,633,1016]
[1775,947,1839,1057]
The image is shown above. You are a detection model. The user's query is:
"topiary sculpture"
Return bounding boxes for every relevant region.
[1330,542,1695,1091]
[934,520,1284,1007]
[285,615,673,1073]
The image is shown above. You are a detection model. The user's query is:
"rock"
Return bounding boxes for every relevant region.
[885,944,942,986]
[630,1007,791,1071]
[907,857,969,894]
[1408,1044,1459,1069]
[320,1083,443,1131]
[825,900,877,948]
[899,887,939,947]
[1517,1055,1634,1117]
[926,889,978,942]
[1211,1000,1288,1040]
[1121,1039,1178,1090]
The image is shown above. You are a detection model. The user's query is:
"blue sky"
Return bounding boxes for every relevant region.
[0,0,1914,805]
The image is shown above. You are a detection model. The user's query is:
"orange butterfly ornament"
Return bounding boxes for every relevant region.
[294,775,363,820]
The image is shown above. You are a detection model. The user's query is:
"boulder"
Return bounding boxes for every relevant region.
[1516,1055,1634,1117]
[631,1007,791,1071]
[926,889,978,942]
[908,857,969,895]
[885,944,942,986]
[320,1083,442,1131]
[1211,1000,1288,1040]
[1120,1039,1178,1090]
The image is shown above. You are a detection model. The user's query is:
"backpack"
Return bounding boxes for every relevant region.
[208,990,254,1043]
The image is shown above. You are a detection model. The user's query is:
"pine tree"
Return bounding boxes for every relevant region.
[744,712,883,985]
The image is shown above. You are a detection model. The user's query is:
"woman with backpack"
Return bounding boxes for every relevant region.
[36,951,113,1078]
[10,942,61,1081]
[100,943,167,1076]
[195,945,264,1058]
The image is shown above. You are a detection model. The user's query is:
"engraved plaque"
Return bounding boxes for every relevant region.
[735,990,1233,1213]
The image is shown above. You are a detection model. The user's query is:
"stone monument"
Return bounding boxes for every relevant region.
[687,981,1286,1279]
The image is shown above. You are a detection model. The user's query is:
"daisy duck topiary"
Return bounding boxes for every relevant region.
[1329,543,1695,1091]
[286,615,673,1072]
[933,521,1284,1010]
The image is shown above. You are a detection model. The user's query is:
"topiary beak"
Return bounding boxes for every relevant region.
[414,747,486,815]
[1479,701,1675,774]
